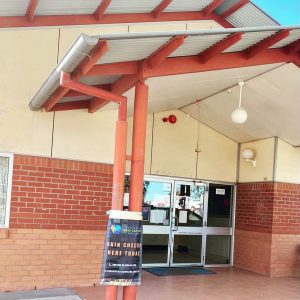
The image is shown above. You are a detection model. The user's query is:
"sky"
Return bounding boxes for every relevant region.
[252,0,300,25]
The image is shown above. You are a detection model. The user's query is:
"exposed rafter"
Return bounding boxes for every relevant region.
[145,35,185,69]
[94,0,112,20]
[202,0,225,16]
[89,98,110,113]
[65,84,111,97]
[0,11,234,29]
[244,30,290,59]
[111,35,185,95]
[152,0,173,19]
[44,40,109,112]
[220,0,249,19]
[284,39,300,54]
[50,100,90,112]
[198,32,242,63]
[25,0,39,22]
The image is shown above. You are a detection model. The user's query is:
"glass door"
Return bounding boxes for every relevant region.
[170,181,207,266]
[125,176,173,267]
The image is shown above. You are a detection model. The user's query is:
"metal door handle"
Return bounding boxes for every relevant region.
[173,216,179,231]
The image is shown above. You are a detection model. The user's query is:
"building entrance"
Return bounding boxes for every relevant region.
[124,175,234,267]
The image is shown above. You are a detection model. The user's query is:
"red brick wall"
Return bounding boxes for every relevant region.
[10,155,113,230]
[272,182,300,234]
[235,183,275,233]
[235,182,300,277]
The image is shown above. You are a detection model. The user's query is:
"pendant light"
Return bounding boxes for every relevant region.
[231,81,247,124]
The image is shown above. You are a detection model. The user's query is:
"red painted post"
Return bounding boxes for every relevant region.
[123,82,149,300]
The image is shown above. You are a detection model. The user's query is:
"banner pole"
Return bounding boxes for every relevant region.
[123,82,149,300]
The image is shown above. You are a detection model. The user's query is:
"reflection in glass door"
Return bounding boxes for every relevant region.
[170,181,207,266]
[124,176,173,267]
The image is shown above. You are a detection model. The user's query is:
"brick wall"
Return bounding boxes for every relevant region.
[272,183,300,234]
[0,228,105,291]
[234,182,300,277]
[235,183,275,233]
[0,154,113,292]
[10,155,113,230]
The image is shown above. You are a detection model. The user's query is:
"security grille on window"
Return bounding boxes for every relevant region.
[0,154,13,228]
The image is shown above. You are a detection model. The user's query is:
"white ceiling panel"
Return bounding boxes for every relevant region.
[271,29,300,48]
[100,63,283,117]
[182,63,300,145]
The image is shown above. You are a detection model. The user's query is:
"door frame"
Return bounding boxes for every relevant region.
[170,180,208,267]
[125,173,236,268]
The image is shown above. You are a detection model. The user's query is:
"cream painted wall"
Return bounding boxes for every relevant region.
[150,110,238,182]
[197,120,238,182]
[0,29,58,156]
[52,109,117,164]
[151,110,198,178]
[276,139,300,184]
[239,138,275,183]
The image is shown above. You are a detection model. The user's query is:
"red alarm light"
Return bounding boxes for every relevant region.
[168,115,177,124]
[162,117,168,122]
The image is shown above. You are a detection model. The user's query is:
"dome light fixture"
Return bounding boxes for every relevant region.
[231,81,247,124]
[241,148,256,167]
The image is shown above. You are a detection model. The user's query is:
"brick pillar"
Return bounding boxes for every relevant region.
[234,182,300,277]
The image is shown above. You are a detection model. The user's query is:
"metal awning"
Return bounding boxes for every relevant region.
[29,25,300,112]
[0,0,278,28]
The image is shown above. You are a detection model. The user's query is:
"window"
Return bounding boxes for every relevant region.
[0,153,13,228]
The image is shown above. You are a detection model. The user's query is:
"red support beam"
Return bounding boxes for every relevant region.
[152,0,173,19]
[244,30,290,59]
[145,35,185,69]
[202,0,225,16]
[87,61,139,76]
[88,98,110,113]
[111,35,185,95]
[44,40,108,112]
[89,48,298,80]
[65,84,111,97]
[94,0,112,20]
[220,0,249,18]
[149,48,297,78]
[25,0,39,22]
[111,74,140,95]
[0,11,234,28]
[60,72,126,104]
[198,32,242,63]
[49,100,90,112]
[284,39,300,54]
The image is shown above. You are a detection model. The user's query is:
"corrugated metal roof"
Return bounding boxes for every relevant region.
[29,26,300,110]
[0,0,280,29]
[224,30,277,52]
[164,0,212,12]
[36,0,100,15]
[170,33,229,57]
[226,2,278,28]
[271,28,300,48]
[80,75,121,85]
[99,37,171,64]
[0,0,29,16]
[106,0,161,14]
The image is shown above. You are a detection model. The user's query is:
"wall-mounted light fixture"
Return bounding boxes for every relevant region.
[231,81,247,124]
[242,148,256,167]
